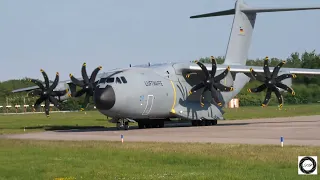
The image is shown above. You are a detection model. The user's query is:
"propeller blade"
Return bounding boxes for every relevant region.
[214,83,234,92]
[261,88,272,107]
[29,79,45,90]
[195,61,210,79]
[210,56,217,77]
[81,63,89,84]
[263,57,271,79]
[275,73,297,82]
[200,86,208,107]
[213,66,230,82]
[189,82,205,95]
[40,69,50,87]
[273,87,284,109]
[271,61,286,79]
[49,96,62,110]
[275,83,295,95]
[34,97,44,110]
[83,93,91,109]
[247,84,267,93]
[45,99,50,117]
[249,68,266,82]
[47,72,60,92]
[89,66,102,84]
[210,86,222,106]
[69,74,85,87]
[75,88,87,97]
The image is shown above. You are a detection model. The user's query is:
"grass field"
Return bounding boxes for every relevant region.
[1,104,320,179]
[0,139,319,180]
[1,104,320,134]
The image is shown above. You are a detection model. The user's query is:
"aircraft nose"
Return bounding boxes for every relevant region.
[94,85,115,110]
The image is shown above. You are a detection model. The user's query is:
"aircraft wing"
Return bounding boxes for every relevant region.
[11,79,72,93]
[189,64,320,76]
[11,85,42,93]
[10,70,125,93]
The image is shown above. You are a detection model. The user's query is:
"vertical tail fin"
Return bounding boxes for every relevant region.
[190,0,320,65]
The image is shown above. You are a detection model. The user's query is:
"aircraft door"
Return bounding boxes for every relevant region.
[142,95,154,115]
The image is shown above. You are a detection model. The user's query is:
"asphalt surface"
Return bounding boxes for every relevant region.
[2,115,320,146]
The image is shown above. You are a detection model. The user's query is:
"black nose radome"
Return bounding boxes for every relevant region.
[94,85,115,110]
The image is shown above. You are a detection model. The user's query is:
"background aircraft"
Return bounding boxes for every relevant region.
[12,0,320,130]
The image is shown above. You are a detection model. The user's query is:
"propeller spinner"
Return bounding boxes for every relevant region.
[247,56,297,108]
[28,69,67,116]
[188,56,234,107]
[69,63,102,109]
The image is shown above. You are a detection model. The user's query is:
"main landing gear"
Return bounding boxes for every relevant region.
[116,119,130,130]
[116,119,166,130]
[191,119,217,126]
[137,120,165,129]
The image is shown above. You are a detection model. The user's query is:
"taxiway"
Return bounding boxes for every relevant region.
[2,115,320,146]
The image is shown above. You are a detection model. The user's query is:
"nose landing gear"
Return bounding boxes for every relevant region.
[116,119,130,130]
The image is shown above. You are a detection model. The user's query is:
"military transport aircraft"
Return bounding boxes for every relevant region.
[12,0,320,130]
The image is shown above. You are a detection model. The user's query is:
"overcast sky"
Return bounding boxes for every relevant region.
[1,0,319,81]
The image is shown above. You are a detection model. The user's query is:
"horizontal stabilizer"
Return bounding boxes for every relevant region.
[190,9,235,18]
[190,5,320,19]
[242,6,320,13]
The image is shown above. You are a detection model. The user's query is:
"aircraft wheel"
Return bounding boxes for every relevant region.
[200,121,205,126]
[138,122,144,129]
[152,122,158,128]
[158,121,164,128]
[211,120,217,125]
[116,122,121,130]
[191,120,197,126]
[124,122,129,130]
[205,120,211,126]
[196,121,202,126]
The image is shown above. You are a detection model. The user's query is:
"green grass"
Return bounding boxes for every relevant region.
[1,105,320,179]
[1,104,320,134]
[0,139,319,180]
[223,104,320,120]
[0,111,122,135]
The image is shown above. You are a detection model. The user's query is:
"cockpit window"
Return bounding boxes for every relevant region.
[99,78,107,83]
[116,77,122,84]
[120,76,127,83]
[106,77,114,83]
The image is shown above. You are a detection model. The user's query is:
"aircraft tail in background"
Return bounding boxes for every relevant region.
[190,0,320,65]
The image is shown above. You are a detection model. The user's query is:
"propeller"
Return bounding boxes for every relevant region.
[28,69,67,117]
[69,63,102,109]
[247,56,297,109]
[188,56,234,107]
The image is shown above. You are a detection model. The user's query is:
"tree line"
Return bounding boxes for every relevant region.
[0,50,319,110]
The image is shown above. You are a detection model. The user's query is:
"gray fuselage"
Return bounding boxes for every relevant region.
[93,63,247,121]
